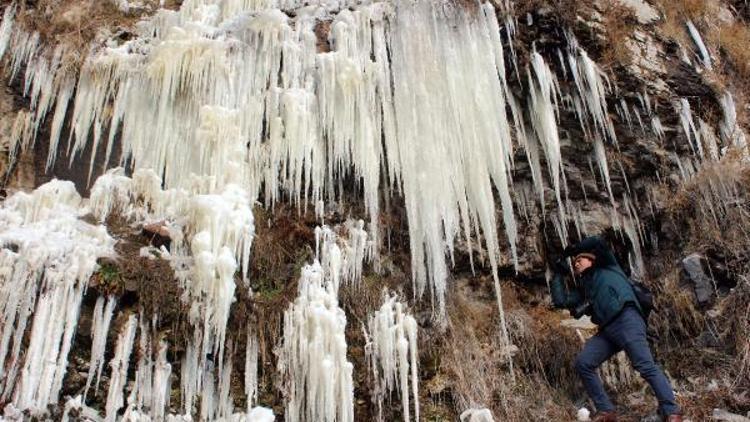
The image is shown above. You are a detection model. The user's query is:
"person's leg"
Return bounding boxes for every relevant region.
[575,333,620,412]
[605,307,681,416]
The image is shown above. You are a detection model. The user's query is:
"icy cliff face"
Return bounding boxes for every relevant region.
[0,0,749,420]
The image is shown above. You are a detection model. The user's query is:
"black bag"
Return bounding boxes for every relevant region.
[628,279,655,319]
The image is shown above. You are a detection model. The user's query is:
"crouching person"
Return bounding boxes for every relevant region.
[550,236,682,422]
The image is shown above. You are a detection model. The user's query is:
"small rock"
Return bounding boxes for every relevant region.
[681,254,714,305]
[712,408,750,422]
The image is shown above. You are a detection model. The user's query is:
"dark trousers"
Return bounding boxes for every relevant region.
[574,306,680,416]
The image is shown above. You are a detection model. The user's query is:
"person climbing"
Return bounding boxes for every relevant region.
[550,236,682,422]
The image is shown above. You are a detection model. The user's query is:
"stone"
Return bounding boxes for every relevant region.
[711,409,750,422]
[681,253,714,306]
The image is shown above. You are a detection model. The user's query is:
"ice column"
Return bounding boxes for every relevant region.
[365,294,419,422]
[388,1,518,322]
[528,51,567,236]
[105,314,138,422]
[84,296,117,400]
[279,263,354,422]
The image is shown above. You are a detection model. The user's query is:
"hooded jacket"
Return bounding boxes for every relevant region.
[551,236,642,326]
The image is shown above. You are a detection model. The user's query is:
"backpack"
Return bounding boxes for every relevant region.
[628,279,655,319]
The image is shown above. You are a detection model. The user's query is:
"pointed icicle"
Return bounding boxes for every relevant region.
[84,296,117,401]
[105,314,138,422]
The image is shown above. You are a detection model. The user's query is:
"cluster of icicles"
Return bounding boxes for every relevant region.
[0,176,418,420]
[0,0,748,419]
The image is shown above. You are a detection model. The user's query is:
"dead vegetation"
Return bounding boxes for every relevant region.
[646,155,750,415]
[8,0,166,68]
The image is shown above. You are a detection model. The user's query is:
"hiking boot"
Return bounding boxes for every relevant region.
[663,415,682,422]
[591,411,618,422]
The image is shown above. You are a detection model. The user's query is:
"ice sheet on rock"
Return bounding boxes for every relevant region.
[279,262,354,422]
[365,293,419,422]
[88,167,255,378]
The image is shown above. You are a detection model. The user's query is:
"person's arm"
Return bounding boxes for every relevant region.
[550,271,583,309]
[564,236,618,268]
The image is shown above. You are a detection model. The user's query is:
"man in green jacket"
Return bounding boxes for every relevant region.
[551,236,681,422]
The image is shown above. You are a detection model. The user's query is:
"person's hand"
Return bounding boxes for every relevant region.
[563,244,577,257]
[554,257,570,274]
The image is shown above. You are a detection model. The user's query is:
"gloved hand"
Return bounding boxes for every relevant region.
[563,245,578,257]
[553,257,570,274]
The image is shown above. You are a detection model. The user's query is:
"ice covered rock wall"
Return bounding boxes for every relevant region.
[0,0,749,420]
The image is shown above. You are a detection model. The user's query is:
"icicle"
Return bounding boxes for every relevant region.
[569,48,617,144]
[699,119,720,161]
[686,20,712,70]
[245,326,259,412]
[618,99,632,130]
[217,349,235,419]
[152,341,173,421]
[592,136,615,204]
[0,4,15,60]
[651,115,665,141]
[719,91,748,154]
[279,262,354,422]
[84,296,117,400]
[105,314,138,422]
[677,98,704,158]
[365,293,419,422]
[528,51,566,237]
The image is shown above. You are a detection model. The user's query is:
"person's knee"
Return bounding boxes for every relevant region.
[624,341,658,373]
[574,353,595,374]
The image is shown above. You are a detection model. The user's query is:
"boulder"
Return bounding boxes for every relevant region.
[681,253,714,306]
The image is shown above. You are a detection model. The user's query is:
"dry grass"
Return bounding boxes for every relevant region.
[652,0,717,57]
[11,0,164,67]
[651,155,750,412]
[438,280,582,421]
[714,21,750,83]
[599,0,638,68]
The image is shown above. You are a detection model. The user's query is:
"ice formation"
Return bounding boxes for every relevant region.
[528,50,564,227]
[105,314,138,422]
[677,98,704,158]
[88,165,255,414]
[314,220,372,293]
[719,91,748,154]
[84,295,118,400]
[279,262,354,422]
[365,294,419,422]
[0,0,680,417]
[686,20,712,70]
[0,180,115,413]
[245,327,259,412]
[0,0,525,325]
[569,48,617,144]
